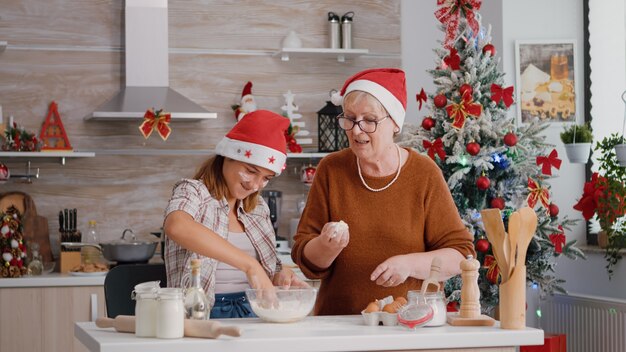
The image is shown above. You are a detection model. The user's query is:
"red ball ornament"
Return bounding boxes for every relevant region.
[466,142,481,156]
[503,132,518,147]
[490,197,506,210]
[475,238,490,253]
[459,84,473,96]
[476,176,490,190]
[549,203,560,217]
[483,44,496,56]
[421,117,435,131]
[434,94,447,108]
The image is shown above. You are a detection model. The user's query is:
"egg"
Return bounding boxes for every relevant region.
[395,297,408,306]
[364,301,380,313]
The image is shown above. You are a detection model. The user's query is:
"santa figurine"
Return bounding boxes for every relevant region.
[232,81,257,121]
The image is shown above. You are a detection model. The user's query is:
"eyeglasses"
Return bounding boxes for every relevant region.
[337,114,390,133]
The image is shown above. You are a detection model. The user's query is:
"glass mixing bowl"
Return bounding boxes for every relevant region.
[245,287,317,323]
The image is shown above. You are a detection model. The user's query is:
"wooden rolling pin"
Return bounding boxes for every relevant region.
[96,316,241,338]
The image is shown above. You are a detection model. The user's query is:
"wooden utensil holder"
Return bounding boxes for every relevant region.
[498,264,526,329]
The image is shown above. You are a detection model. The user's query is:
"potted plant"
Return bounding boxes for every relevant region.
[615,91,626,166]
[574,134,626,277]
[560,122,593,163]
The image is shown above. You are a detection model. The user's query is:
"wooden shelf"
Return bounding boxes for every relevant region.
[81,149,329,158]
[274,48,369,62]
[0,151,95,165]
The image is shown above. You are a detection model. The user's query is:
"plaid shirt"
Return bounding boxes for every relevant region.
[164,179,281,310]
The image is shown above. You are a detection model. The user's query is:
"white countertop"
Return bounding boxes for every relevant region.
[75,315,543,352]
[0,272,106,288]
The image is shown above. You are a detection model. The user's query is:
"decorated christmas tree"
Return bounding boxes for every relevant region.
[398,0,584,311]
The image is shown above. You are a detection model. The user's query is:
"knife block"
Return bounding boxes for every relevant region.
[499,264,526,329]
[60,250,81,273]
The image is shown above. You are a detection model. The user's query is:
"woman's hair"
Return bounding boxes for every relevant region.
[194,155,259,213]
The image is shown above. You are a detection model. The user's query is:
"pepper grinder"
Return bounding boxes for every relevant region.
[446,255,495,326]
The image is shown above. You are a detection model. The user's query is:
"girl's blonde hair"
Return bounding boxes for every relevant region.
[194,155,259,213]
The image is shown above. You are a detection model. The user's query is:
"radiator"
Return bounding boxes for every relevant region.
[542,293,626,352]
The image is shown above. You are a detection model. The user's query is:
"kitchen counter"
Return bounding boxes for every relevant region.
[75,315,543,352]
[0,272,106,288]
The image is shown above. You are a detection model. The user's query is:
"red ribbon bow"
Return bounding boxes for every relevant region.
[416,88,427,110]
[423,138,446,161]
[490,84,514,108]
[549,226,566,254]
[443,48,461,70]
[573,173,606,220]
[446,91,483,129]
[536,149,562,176]
[435,0,483,49]
[527,177,550,209]
[483,255,500,284]
[139,109,172,141]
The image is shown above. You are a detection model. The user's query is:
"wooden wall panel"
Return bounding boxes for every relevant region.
[0,0,401,254]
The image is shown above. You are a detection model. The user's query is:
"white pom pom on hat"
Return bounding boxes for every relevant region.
[215,110,291,175]
[331,68,407,131]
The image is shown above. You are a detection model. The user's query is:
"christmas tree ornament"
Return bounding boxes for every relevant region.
[434,94,448,108]
[475,238,490,252]
[0,162,9,183]
[476,176,490,190]
[549,226,566,254]
[443,48,461,70]
[490,84,514,108]
[536,149,562,176]
[466,142,480,156]
[40,101,72,151]
[459,84,473,97]
[421,117,435,131]
[231,81,257,121]
[527,177,550,209]
[139,108,172,141]
[435,0,482,49]
[423,138,446,161]
[446,91,483,129]
[482,43,496,56]
[490,197,505,210]
[503,132,518,147]
[549,203,559,217]
[416,88,427,110]
[483,255,500,285]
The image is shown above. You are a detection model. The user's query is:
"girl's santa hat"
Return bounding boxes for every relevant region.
[216,110,290,175]
[331,68,407,131]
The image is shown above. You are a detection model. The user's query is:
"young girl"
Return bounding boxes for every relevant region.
[164,110,308,319]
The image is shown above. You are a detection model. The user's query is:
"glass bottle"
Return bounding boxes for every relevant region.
[27,243,44,276]
[183,259,210,320]
[81,220,103,264]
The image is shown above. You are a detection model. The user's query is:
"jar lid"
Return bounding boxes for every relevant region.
[397,303,434,329]
[134,280,160,292]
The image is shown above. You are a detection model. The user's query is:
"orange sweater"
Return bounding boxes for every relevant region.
[292,148,475,315]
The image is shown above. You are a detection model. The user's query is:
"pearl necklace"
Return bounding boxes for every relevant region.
[357,144,402,192]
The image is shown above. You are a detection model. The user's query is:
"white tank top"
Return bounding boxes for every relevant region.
[214,232,258,294]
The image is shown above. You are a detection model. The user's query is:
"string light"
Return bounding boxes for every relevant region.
[536,309,542,318]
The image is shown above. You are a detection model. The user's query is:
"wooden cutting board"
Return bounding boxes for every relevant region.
[0,191,53,262]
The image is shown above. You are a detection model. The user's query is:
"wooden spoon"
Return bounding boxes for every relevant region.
[507,211,522,279]
[480,209,510,282]
[515,207,538,268]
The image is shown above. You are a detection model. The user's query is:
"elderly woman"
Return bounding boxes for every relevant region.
[291,68,475,315]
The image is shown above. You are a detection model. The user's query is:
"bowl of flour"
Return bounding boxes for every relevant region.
[245,287,318,323]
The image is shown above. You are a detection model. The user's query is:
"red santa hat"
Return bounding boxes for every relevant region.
[241,81,253,101]
[216,110,290,175]
[331,68,407,131]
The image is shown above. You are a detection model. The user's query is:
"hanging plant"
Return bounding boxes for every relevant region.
[560,122,593,164]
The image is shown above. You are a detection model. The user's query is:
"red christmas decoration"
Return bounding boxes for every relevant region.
[490,84,514,108]
[434,94,448,108]
[139,108,172,141]
[443,48,461,70]
[490,197,505,210]
[483,255,500,284]
[549,203,560,217]
[475,238,490,253]
[476,175,490,190]
[503,132,518,147]
[549,226,566,254]
[527,177,550,209]
[459,84,473,96]
[421,117,435,131]
[536,149,562,176]
[39,101,73,151]
[416,88,427,110]
[446,91,483,129]
[435,0,482,49]
[423,138,446,161]
[466,141,480,156]
[482,43,496,56]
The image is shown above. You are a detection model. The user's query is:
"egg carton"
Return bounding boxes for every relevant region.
[360,310,399,326]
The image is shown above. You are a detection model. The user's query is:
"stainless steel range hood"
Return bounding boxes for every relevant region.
[89,0,216,121]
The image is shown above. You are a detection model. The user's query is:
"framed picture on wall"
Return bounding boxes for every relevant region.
[515,40,577,124]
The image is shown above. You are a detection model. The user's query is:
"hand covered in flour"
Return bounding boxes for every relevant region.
[273,267,311,289]
[319,220,350,252]
[370,254,412,287]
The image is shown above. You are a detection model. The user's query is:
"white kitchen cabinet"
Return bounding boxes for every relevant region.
[0,284,105,352]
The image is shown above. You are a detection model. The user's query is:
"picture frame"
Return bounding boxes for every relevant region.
[515,40,577,124]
